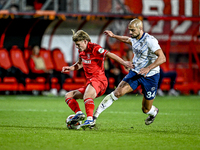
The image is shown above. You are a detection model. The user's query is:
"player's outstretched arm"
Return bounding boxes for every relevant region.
[61,58,83,73]
[106,52,134,69]
[104,30,132,45]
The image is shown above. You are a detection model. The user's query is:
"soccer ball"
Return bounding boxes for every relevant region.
[66,114,82,129]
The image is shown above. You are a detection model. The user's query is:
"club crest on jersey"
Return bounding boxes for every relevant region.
[87,54,90,59]
[98,48,104,54]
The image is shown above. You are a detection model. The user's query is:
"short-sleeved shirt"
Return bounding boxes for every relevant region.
[78,42,108,97]
[129,33,161,77]
[79,42,108,80]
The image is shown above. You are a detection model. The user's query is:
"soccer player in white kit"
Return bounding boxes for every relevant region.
[93,18,166,125]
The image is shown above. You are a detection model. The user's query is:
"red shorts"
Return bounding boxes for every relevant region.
[78,76,108,98]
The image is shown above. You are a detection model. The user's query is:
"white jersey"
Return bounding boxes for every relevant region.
[129,33,161,77]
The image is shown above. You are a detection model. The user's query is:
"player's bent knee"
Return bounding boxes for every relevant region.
[65,91,73,99]
[113,91,123,98]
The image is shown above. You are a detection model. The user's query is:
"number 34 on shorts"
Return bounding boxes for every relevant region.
[146,91,156,99]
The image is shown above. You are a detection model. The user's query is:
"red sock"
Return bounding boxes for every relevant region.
[84,98,94,118]
[65,97,81,113]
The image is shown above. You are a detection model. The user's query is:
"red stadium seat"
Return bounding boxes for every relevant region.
[9,46,47,92]
[39,48,55,70]
[74,77,86,84]
[24,47,32,63]
[10,45,29,74]
[0,48,12,70]
[51,48,70,88]
[52,48,68,72]
[110,50,122,64]
[0,48,19,91]
[39,48,59,90]
[109,77,115,89]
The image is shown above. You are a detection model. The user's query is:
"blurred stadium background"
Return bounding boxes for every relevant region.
[0,0,200,95]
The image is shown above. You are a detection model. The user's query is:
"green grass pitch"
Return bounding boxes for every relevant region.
[0,95,200,150]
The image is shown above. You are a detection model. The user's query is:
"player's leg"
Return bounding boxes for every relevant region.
[142,97,159,125]
[94,70,139,121]
[93,80,133,120]
[141,73,160,125]
[83,84,97,120]
[81,84,97,129]
[65,90,85,124]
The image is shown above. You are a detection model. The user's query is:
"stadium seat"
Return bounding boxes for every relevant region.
[0,82,18,91]
[10,45,46,92]
[10,45,29,75]
[39,48,54,70]
[110,50,122,64]
[51,48,75,91]
[0,48,12,70]
[0,48,19,91]
[39,48,59,90]
[73,77,86,84]
[24,47,32,63]
[108,77,115,89]
[52,48,68,72]
[62,82,85,91]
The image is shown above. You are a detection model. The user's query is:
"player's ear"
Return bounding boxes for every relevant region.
[84,40,88,44]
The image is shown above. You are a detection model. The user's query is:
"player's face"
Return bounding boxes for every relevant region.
[33,46,40,55]
[75,40,88,51]
[128,24,140,39]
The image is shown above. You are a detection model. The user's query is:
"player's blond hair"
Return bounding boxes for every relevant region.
[129,18,143,30]
[72,30,91,42]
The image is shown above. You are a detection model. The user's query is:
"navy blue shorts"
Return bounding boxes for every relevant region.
[123,70,160,100]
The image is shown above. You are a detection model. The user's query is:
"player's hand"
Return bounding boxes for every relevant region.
[138,67,150,77]
[61,66,72,73]
[104,30,115,38]
[124,61,134,69]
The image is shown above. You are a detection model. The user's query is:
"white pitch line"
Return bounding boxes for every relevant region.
[0,97,31,100]
[0,109,65,113]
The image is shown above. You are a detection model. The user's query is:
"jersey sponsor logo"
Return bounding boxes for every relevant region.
[98,48,104,54]
[82,58,91,64]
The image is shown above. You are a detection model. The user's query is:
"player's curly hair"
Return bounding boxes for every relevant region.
[72,30,91,42]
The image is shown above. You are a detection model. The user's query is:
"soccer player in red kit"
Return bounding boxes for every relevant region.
[62,30,133,129]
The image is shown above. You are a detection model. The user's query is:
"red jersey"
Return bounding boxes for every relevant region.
[79,42,108,80]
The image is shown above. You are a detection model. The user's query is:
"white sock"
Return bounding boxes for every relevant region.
[146,105,157,117]
[93,92,118,118]
[87,116,93,121]
[110,91,118,101]
[76,111,82,114]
